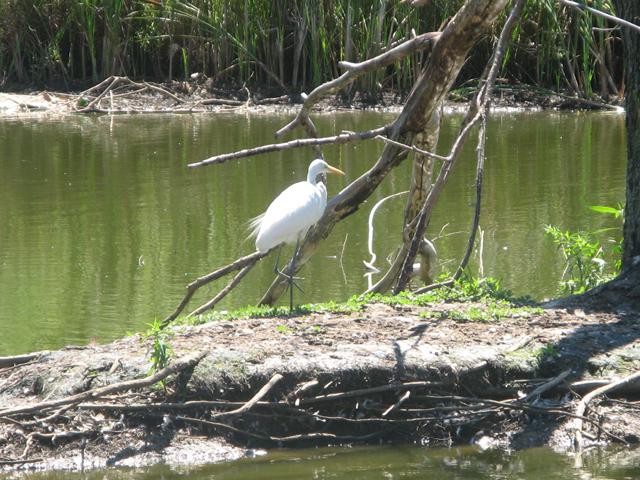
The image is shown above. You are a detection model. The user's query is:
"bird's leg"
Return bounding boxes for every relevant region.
[288,237,302,312]
[272,243,304,312]
[273,245,283,276]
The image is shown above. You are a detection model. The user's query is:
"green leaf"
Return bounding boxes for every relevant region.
[589,205,622,217]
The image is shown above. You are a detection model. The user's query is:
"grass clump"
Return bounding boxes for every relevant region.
[174,273,537,326]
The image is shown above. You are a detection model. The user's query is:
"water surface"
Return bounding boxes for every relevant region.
[5,445,639,479]
[0,111,626,354]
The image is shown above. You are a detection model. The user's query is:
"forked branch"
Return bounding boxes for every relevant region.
[393,0,526,294]
[275,32,441,139]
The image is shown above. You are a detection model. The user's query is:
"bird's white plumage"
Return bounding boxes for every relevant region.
[253,159,343,254]
[255,181,326,253]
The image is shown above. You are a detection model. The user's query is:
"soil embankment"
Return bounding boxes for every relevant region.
[0,79,623,117]
[1,301,639,473]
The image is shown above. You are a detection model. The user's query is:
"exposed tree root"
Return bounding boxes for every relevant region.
[2,363,637,468]
[574,370,640,450]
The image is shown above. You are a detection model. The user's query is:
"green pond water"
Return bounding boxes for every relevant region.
[0,110,626,355]
[0,110,632,478]
[4,445,640,479]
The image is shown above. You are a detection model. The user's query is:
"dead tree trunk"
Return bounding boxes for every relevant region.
[258,0,509,306]
[614,0,640,272]
[570,1,640,310]
[164,0,511,320]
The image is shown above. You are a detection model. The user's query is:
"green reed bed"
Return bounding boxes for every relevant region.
[0,0,622,99]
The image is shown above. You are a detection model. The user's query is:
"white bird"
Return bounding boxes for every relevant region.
[251,159,345,308]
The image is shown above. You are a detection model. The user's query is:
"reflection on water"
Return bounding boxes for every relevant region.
[0,111,626,354]
[6,445,639,479]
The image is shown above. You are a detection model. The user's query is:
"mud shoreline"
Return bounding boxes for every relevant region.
[1,300,639,474]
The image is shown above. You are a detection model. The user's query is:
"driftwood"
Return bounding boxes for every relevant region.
[70,76,291,114]
[1,350,636,467]
[0,353,43,369]
[574,370,640,450]
[0,351,206,420]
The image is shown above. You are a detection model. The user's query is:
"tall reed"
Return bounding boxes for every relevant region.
[0,0,623,99]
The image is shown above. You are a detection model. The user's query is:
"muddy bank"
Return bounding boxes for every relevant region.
[0,79,623,117]
[1,301,639,474]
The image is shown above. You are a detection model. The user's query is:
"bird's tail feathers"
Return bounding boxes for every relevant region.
[239,212,265,249]
[247,212,265,239]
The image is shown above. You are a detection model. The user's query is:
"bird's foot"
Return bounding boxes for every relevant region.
[276,268,304,282]
[276,268,305,294]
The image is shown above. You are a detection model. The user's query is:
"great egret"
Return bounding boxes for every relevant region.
[251,159,345,309]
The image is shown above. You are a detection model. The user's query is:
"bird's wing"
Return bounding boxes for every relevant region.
[256,182,325,251]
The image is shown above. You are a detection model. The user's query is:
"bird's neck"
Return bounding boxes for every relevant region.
[307,170,321,184]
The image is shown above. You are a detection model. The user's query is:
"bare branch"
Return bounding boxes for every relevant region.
[162,251,267,327]
[275,32,441,139]
[393,0,526,294]
[210,373,283,418]
[188,126,390,168]
[0,351,207,420]
[177,415,380,442]
[574,370,640,450]
[187,263,255,317]
[375,135,450,163]
[296,380,441,406]
[415,112,487,294]
[558,0,640,34]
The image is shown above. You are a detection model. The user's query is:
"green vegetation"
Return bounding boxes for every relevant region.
[545,225,609,294]
[545,204,623,294]
[175,273,536,326]
[143,319,173,382]
[0,0,621,99]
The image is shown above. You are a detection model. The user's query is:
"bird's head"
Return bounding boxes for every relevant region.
[307,159,345,185]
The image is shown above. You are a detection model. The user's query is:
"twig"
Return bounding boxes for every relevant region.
[210,373,283,418]
[288,379,320,405]
[20,404,75,427]
[0,351,206,419]
[188,126,389,168]
[162,251,267,327]
[177,415,380,442]
[382,391,411,416]
[187,263,255,317]
[199,98,243,106]
[574,370,640,450]
[77,76,121,112]
[558,0,640,34]
[142,81,184,103]
[375,135,450,163]
[296,380,440,406]
[521,369,572,402]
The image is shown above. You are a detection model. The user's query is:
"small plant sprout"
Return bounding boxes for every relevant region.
[143,319,173,384]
